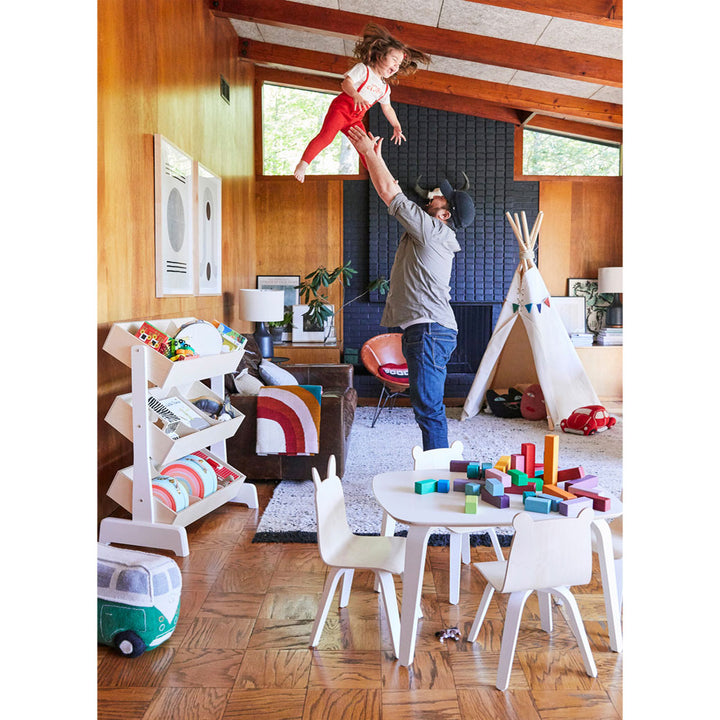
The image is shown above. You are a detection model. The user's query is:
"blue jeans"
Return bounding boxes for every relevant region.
[402,323,457,451]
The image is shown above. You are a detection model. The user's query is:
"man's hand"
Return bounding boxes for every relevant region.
[347,126,381,156]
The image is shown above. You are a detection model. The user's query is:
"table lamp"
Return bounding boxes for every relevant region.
[598,266,623,328]
[238,289,284,358]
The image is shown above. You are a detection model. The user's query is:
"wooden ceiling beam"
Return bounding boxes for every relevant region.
[239,39,622,127]
[464,1,622,28]
[211,0,621,87]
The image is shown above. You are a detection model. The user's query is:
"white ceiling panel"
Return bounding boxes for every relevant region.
[538,18,622,59]
[438,0,550,43]
[588,85,623,105]
[509,70,603,98]
[339,0,443,27]
[430,55,515,84]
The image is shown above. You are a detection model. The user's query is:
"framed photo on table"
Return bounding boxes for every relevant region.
[551,296,587,335]
[292,304,334,343]
[257,276,300,341]
[567,278,613,334]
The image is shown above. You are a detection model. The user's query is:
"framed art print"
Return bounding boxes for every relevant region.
[154,135,194,297]
[551,296,587,335]
[567,278,613,333]
[292,304,333,343]
[257,275,300,309]
[195,162,222,295]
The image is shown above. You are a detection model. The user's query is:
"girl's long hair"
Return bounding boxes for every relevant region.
[353,23,431,85]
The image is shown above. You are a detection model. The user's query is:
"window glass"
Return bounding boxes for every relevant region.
[153,572,169,596]
[523,129,621,176]
[261,83,359,176]
[97,563,114,589]
[117,569,149,595]
[168,566,182,590]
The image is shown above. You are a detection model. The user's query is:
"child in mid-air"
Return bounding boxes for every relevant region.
[294,23,430,182]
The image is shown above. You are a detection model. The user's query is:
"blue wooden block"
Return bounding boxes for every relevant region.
[480,462,493,478]
[524,495,552,513]
[485,477,504,496]
[522,490,536,501]
[436,478,450,493]
[415,478,437,494]
[535,492,561,511]
[464,482,481,496]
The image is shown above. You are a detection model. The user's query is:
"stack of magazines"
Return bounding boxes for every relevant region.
[596,327,623,345]
[570,332,594,347]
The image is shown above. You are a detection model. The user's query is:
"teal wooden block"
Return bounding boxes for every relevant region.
[481,462,492,478]
[464,482,481,496]
[536,492,560,511]
[485,477,504,496]
[465,494,478,513]
[415,478,437,494]
[522,490,536,501]
[467,462,480,479]
[524,495,552,513]
[509,469,529,486]
[437,478,450,493]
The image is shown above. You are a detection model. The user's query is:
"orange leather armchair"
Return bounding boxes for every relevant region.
[360,333,410,427]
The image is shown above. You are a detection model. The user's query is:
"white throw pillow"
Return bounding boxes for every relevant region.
[258,359,299,386]
[233,368,264,396]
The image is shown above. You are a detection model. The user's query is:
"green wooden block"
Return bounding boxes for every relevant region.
[509,469,529,486]
[414,478,437,495]
[465,494,478,513]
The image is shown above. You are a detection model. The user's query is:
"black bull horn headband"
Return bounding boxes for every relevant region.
[413,172,470,199]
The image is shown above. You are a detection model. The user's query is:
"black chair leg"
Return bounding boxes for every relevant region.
[370,385,392,428]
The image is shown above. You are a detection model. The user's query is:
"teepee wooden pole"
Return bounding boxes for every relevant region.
[529,211,544,250]
[505,212,524,246]
[520,212,531,250]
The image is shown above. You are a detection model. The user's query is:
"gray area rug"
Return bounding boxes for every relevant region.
[253,405,623,544]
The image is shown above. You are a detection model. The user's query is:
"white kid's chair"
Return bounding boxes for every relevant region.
[468,508,598,691]
[310,455,406,658]
[385,441,504,605]
[592,494,623,611]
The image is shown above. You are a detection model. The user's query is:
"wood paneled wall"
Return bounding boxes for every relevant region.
[97,0,255,519]
[538,178,623,295]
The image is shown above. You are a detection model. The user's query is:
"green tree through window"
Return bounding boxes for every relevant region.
[523,129,621,176]
[262,83,359,176]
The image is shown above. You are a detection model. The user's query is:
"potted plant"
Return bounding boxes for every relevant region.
[267,308,294,342]
[297,261,389,338]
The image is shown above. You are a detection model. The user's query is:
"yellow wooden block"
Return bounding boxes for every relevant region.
[495,455,511,472]
[544,434,559,485]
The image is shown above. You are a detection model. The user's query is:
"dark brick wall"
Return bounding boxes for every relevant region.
[342,102,539,398]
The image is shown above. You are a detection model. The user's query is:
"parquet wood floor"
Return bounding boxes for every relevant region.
[97,481,622,719]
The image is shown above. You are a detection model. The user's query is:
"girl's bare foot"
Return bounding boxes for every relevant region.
[294,161,308,183]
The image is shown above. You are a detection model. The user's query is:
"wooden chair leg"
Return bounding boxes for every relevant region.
[553,586,597,678]
[496,589,532,691]
[310,568,345,647]
[468,582,495,642]
[376,571,401,659]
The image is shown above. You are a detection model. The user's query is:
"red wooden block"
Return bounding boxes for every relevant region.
[521,443,536,482]
[480,487,510,508]
[505,481,538,495]
[557,466,585,482]
[568,487,611,512]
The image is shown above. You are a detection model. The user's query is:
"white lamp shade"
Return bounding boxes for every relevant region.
[598,267,622,294]
[238,289,284,322]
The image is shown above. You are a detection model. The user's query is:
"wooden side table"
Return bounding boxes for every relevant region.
[272,343,341,364]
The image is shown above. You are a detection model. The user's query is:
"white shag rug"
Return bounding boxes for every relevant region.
[253,405,622,543]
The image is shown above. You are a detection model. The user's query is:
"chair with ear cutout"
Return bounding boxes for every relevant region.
[309,455,406,658]
[360,333,410,428]
[467,508,598,691]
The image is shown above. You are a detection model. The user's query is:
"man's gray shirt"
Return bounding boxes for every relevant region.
[381,192,461,331]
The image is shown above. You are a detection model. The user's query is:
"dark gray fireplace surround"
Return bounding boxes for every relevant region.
[341,102,538,398]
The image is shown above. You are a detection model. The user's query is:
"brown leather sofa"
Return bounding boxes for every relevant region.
[225,361,358,480]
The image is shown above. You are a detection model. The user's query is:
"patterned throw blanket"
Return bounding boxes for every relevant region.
[256,385,321,456]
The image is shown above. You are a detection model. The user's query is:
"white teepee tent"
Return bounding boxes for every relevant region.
[461,210,599,428]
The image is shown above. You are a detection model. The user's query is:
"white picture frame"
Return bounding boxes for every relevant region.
[154,135,194,297]
[194,162,222,296]
[292,304,333,343]
[551,296,587,335]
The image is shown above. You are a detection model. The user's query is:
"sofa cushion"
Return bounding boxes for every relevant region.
[233,368,264,396]
[258,360,299,386]
[378,362,409,384]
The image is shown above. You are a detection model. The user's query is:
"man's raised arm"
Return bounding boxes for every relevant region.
[346,127,401,207]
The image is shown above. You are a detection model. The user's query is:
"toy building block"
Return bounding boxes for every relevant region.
[535,492,561,511]
[481,462,493,477]
[521,443,536,480]
[464,482,481,496]
[557,466,585,483]
[495,456,511,472]
[559,496,594,517]
[522,490,536,502]
[481,487,510,508]
[510,454,525,472]
[541,484,576,501]
[415,478,437,495]
[485,477,505,496]
[453,479,470,493]
[565,475,598,492]
[506,481,539,495]
[485,468,511,487]
[449,460,471,473]
[436,478,450,493]
[508,469,529,486]
[466,462,481,479]
[524,495,552,514]
[543,434,560,485]
[568,487,612,512]
[465,494,478,513]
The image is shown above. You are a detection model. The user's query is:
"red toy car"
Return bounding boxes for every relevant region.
[560,405,616,436]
